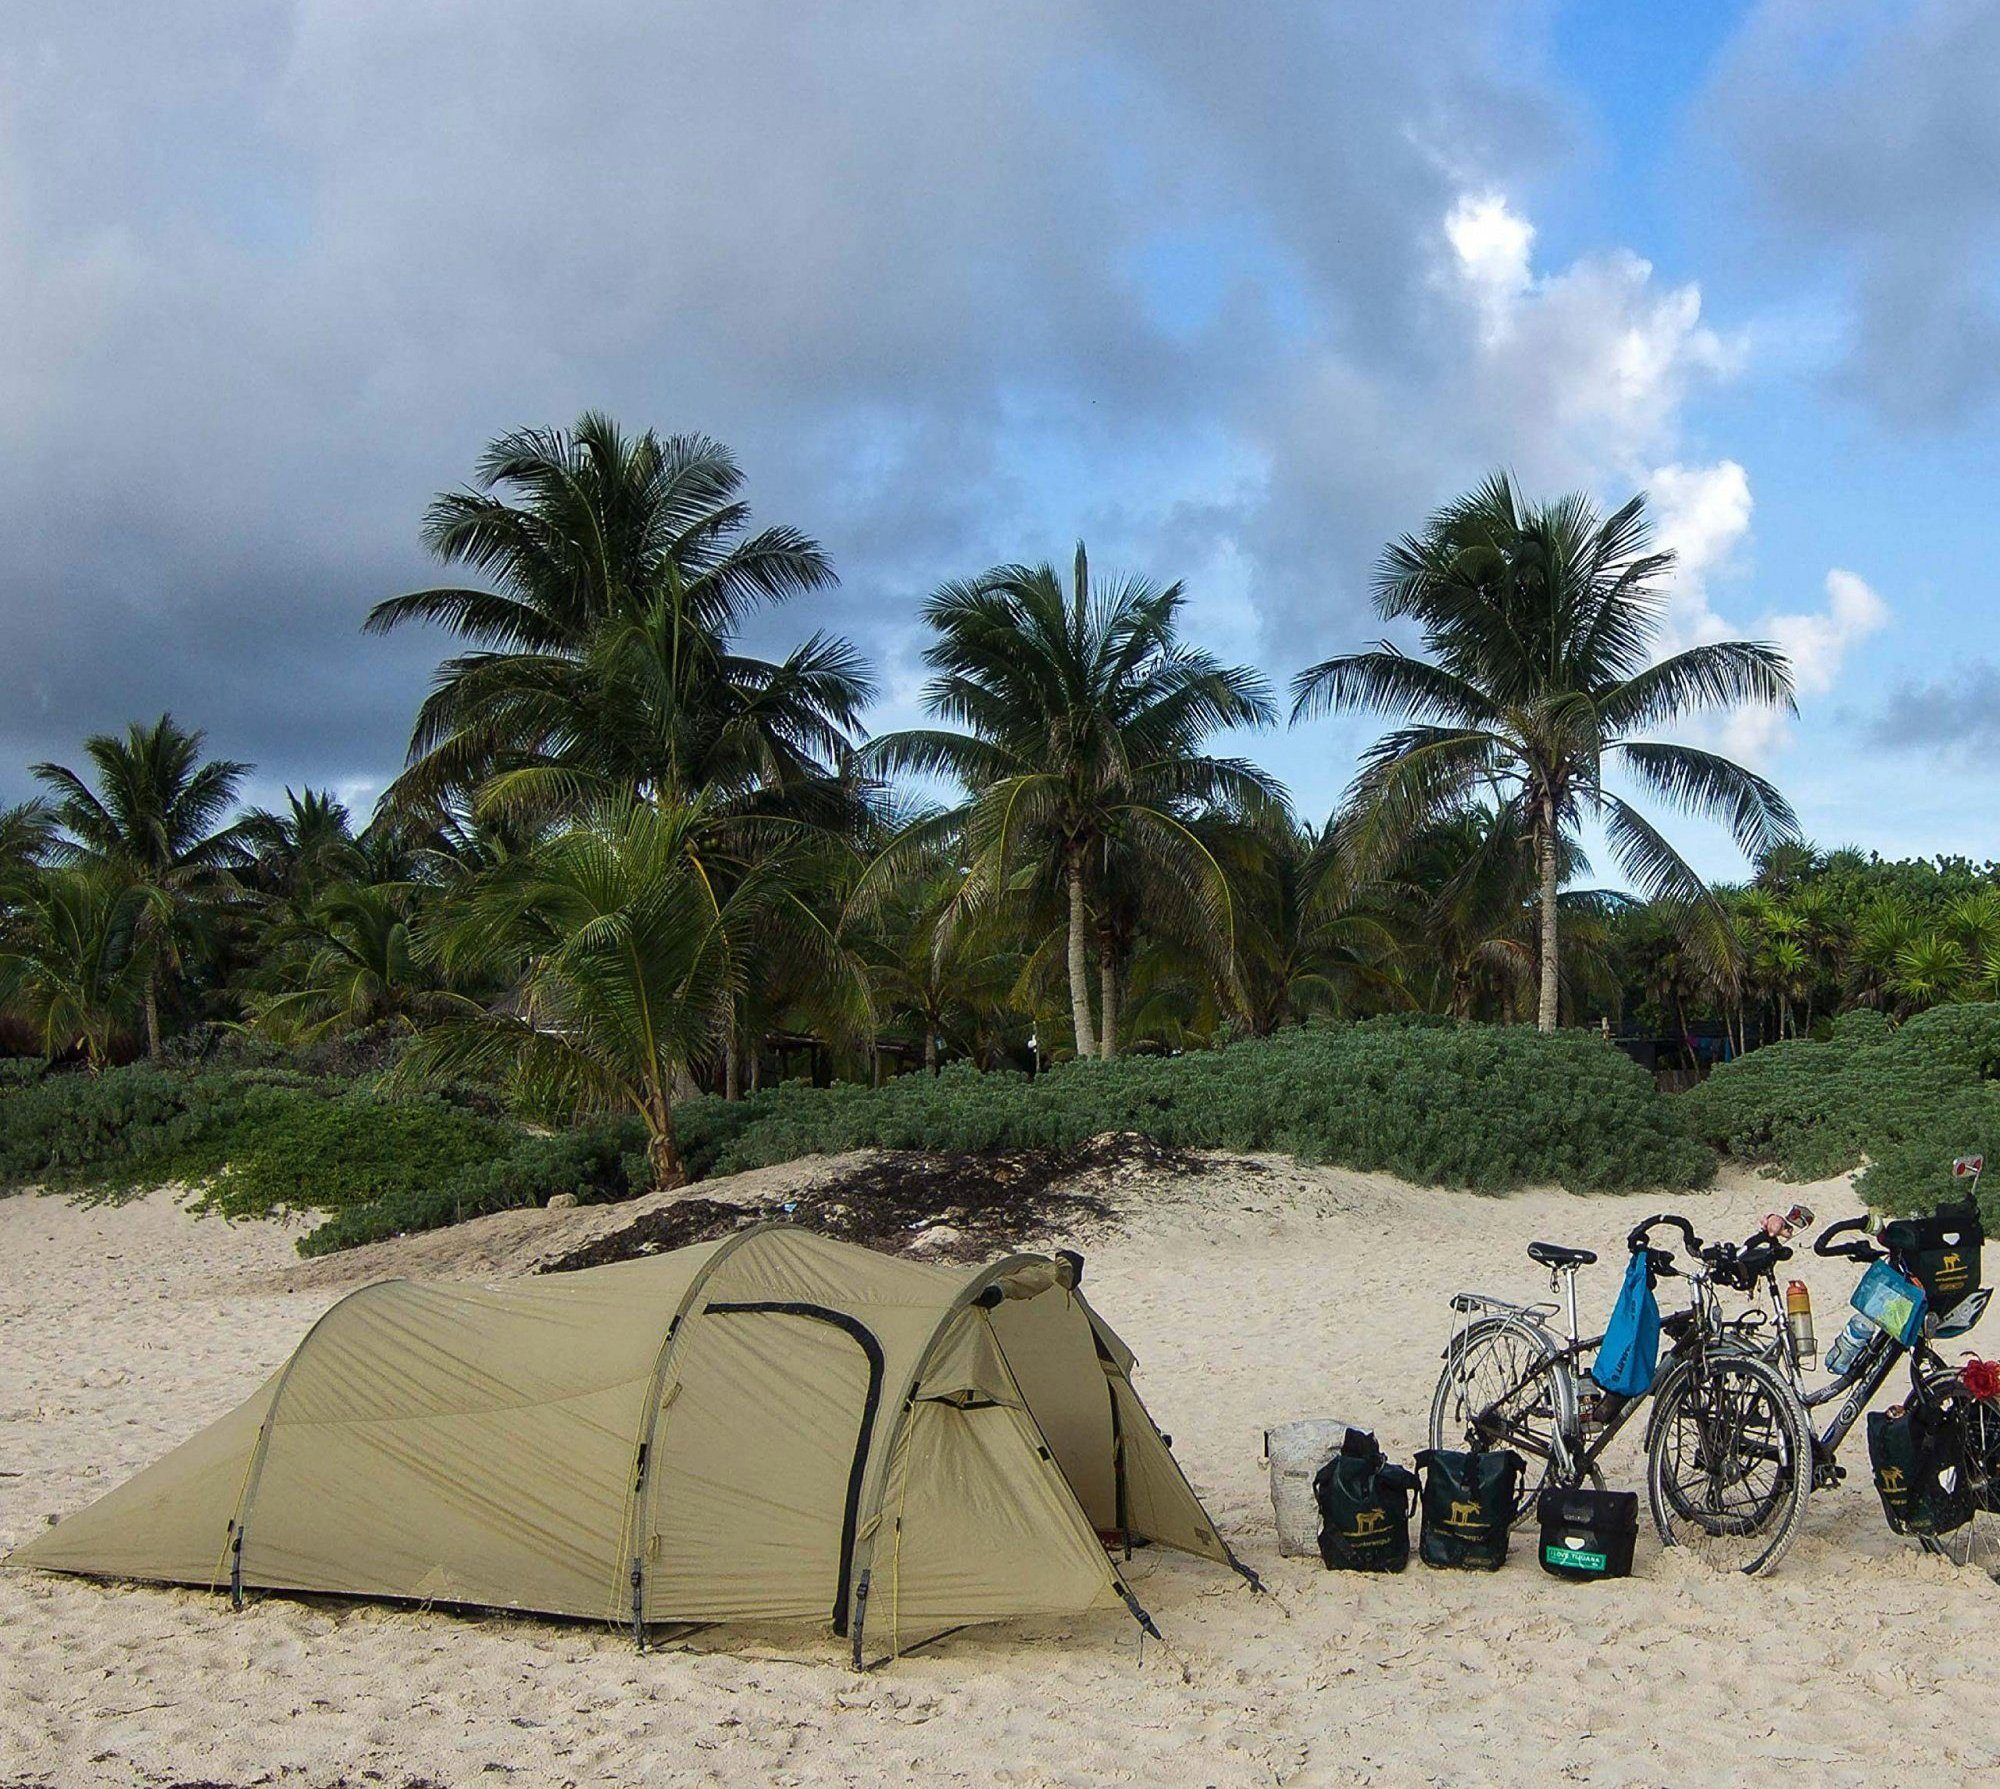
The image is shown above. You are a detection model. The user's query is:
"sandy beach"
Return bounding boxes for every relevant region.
[5,1160,1997,1789]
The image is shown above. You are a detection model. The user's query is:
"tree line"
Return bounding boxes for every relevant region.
[4,412,1971,1183]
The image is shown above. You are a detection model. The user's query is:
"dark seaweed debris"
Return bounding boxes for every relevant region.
[538,1132,1233,1273]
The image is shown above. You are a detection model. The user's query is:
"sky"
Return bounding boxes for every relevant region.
[4,0,1999,882]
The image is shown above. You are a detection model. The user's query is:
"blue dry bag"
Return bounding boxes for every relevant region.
[1592,1251,1662,1398]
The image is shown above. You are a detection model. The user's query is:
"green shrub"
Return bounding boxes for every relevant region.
[0,1058,46,1092]
[1856,1090,2000,1221]
[6,1018,1714,1255]
[1685,1001,2000,1220]
[187,1091,515,1225]
[296,1117,651,1256]
[676,1017,1713,1195]
[0,1065,306,1193]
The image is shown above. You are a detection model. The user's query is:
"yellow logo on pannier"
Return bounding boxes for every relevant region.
[1349,1508,1387,1537]
[1877,1465,1905,1494]
[1447,1498,1485,1530]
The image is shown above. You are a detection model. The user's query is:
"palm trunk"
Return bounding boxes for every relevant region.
[1066,852,1096,1060]
[1536,803,1561,1034]
[924,1025,939,1075]
[1098,943,1118,1061]
[648,1108,686,1191]
[144,967,162,1058]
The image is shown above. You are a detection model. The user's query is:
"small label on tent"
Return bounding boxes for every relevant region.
[1544,1544,1606,1572]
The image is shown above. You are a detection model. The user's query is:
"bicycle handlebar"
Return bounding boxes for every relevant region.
[1813,1214,1882,1263]
[1628,1214,1703,1255]
[1627,1213,1798,1290]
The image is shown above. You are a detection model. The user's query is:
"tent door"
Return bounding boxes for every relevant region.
[645,1301,883,1632]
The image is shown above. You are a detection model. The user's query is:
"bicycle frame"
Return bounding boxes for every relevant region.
[1739,1264,1988,1483]
[1445,1264,1737,1486]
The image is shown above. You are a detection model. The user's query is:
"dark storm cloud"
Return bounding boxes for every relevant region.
[1710,0,2000,429]
[0,2,1571,809]
[1870,662,2000,756]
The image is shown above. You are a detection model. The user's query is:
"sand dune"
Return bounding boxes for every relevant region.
[5,1158,1997,1788]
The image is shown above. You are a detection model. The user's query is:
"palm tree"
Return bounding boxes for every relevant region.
[870,544,1276,1059]
[0,866,153,1069]
[396,799,797,1187]
[0,801,54,885]
[1226,818,1400,1033]
[1846,893,1917,1012]
[32,715,250,1055]
[1892,933,1969,1013]
[1387,808,1536,1019]
[1293,475,1798,1032]
[861,865,1023,1074]
[1945,890,2000,989]
[365,414,866,824]
[249,882,477,1044]
[240,788,367,906]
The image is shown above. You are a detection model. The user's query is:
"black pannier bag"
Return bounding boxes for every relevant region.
[1881,1200,1983,1317]
[1868,1404,1973,1537]
[1413,1447,1524,1570]
[1312,1429,1419,1573]
[1536,1487,1638,1581]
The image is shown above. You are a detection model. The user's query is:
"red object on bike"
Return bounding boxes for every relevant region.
[1960,1358,2000,1401]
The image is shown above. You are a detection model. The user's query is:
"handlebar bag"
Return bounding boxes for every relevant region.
[1867,1404,1972,1537]
[1881,1200,1982,1315]
[1591,1251,1662,1398]
[1851,1260,1928,1347]
[1312,1429,1420,1573]
[1413,1447,1524,1570]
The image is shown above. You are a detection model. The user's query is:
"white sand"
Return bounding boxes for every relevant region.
[5,1159,1997,1788]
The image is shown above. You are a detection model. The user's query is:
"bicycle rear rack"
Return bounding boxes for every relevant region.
[1448,1290,1560,1322]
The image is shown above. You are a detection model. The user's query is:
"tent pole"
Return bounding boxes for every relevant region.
[1112,1580,1162,1642]
[630,1558,646,1653]
[1220,1543,1266,1594]
[849,1569,870,1671]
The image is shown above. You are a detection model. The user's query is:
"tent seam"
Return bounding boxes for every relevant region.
[224,1277,412,1604]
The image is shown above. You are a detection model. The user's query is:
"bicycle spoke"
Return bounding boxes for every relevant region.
[1649,1354,1808,1574]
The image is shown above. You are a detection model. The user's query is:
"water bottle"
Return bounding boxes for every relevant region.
[1826,1310,1875,1376]
[1785,1280,1816,1363]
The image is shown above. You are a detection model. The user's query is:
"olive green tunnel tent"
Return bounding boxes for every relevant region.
[7,1224,1256,1664]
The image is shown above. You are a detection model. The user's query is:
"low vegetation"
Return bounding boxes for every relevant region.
[1685,1002,2000,1218]
[1,1016,1714,1256]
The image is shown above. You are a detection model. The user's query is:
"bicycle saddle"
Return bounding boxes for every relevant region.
[1527,1241,1598,1269]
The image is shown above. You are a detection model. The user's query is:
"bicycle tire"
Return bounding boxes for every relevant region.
[1645,1349,1812,1575]
[1429,1315,1583,1524]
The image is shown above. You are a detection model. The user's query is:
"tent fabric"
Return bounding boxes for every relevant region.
[7,1224,1239,1658]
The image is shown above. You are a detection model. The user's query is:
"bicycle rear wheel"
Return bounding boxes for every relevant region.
[1915,1370,2000,1580]
[1646,1350,1812,1575]
[1429,1316,1583,1524]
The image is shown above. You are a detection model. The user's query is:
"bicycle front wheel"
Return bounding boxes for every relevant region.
[1430,1316,1581,1524]
[1646,1350,1812,1576]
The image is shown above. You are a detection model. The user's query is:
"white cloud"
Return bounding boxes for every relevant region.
[1649,459,1755,652]
[1646,470,1890,761]
[1772,568,1890,697]
[1436,194,1737,484]
[1445,192,1534,329]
